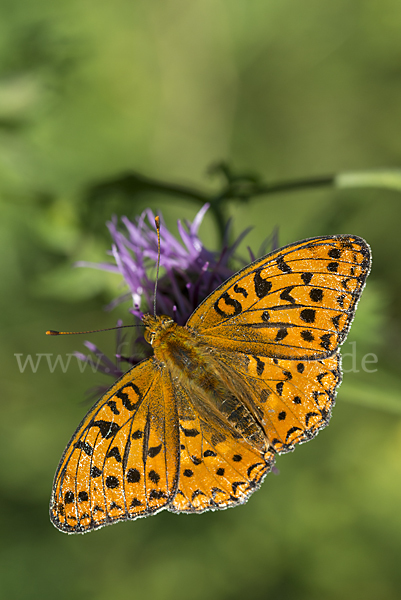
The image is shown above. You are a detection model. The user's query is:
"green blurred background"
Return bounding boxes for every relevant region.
[2,1,401,598]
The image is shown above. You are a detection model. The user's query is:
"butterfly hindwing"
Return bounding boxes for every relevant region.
[188,235,371,360]
[50,359,180,533]
[212,349,341,454]
[168,379,274,514]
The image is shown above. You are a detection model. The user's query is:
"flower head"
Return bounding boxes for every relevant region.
[76,204,277,378]
[77,204,255,325]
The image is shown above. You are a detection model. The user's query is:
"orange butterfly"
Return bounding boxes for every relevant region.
[50,234,371,533]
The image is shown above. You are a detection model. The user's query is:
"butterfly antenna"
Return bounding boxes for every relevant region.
[153,215,161,318]
[46,324,143,336]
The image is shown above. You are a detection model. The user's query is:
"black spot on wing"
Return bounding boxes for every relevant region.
[275,328,288,341]
[320,334,332,351]
[126,468,141,483]
[316,372,328,385]
[276,255,292,273]
[148,444,162,458]
[214,292,243,317]
[254,356,265,376]
[328,247,341,259]
[107,400,120,415]
[320,407,329,421]
[64,491,74,504]
[232,481,246,494]
[105,476,119,489]
[92,420,120,439]
[313,390,325,404]
[285,427,302,442]
[254,269,273,299]
[211,487,226,499]
[149,490,167,501]
[74,441,93,456]
[300,309,316,323]
[301,272,313,284]
[336,294,345,308]
[107,446,122,463]
[90,466,102,478]
[115,383,142,411]
[181,426,200,438]
[247,463,265,478]
[327,262,339,272]
[305,412,320,427]
[234,284,248,298]
[192,490,206,501]
[310,288,323,303]
[301,330,314,342]
[280,286,296,303]
[148,470,160,484]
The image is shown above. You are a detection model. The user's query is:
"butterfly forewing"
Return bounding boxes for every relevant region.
[188,235,371,360]
[50,360,180,533]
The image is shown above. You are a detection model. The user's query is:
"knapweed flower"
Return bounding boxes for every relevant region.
[75,204,277,388]
[77,204,253,324]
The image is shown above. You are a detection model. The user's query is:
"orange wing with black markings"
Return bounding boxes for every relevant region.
[50,359,180,533]
[188,235,371,360]
[214,349,342,455]
[169,379,274,514]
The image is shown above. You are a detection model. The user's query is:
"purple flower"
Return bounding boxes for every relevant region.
[77,204,256,324]
[75,205,277,379]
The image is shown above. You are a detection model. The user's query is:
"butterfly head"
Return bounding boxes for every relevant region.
[142,314,175,345]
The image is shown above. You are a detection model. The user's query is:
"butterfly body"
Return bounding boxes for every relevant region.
[144,313,267,451]
[50,234,371,533]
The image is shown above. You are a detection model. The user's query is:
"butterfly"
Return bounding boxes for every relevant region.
[50,234,371,533]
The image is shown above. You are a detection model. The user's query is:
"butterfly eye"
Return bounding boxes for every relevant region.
[144,329,156,345]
